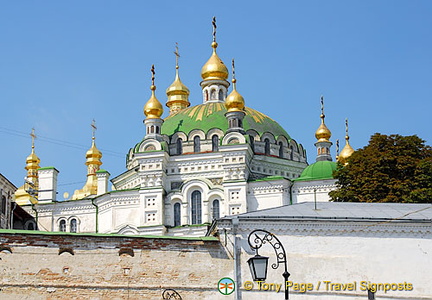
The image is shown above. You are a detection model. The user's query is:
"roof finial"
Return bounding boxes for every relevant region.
[91,119,97,141]
[174,42,180,70]
[336,139,340,158]
[345,118,350,141]
[212,16,217,43]
[320,95,325,118]
[231,58,237,88]
[151,64,155,86]
[30,128,36,150]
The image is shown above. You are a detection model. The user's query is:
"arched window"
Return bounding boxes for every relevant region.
[218,90,224,100]
[194,136,201,153]
[212,135,219,152]
[290,145,294,160]
[1,195,6,215]
[264,139,270,155]
[205,90,209,101]
[278,142,284,158]
[174,203,181,227]
[212,199,220,220]
[27,222,35,230]
[191,191,202,224]
[70,219,77,233]
[156,126,159,134]
[210,89,216,100]
[59,220,66,232]
[176,138,183,155]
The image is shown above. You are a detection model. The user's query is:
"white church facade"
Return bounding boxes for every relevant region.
[13,20,354,237]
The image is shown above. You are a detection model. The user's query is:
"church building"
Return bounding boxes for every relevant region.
[13,19,352,237]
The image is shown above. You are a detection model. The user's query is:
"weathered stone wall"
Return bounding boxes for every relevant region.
[0,230,235,299]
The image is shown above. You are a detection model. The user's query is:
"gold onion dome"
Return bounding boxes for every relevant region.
[144,65,163,119]
[26,148,41,171]
[339,138,354,162]
[225,79,245,112]
[166,71,190,100]
[85,139,102,166]
[315,96,331,142]
[225,60,245,112]
[201,42,229,81]
[166,45,190,110]
[338,119,354,164]
[315,114,332,142]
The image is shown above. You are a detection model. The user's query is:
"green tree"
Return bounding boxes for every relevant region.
[330,133,432,203]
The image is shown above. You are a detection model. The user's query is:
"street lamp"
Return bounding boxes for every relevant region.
[162,289,182,300]
[248,229,290,300]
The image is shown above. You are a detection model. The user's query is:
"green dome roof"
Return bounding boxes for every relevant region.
[295,160,337,181]
[161,102,291,139]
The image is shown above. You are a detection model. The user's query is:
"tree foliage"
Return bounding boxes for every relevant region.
[330,133,432,203]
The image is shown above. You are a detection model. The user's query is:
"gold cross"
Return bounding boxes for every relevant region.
[91,119,97,140]
[320,96,324,115]
[174,42,180,69]
[30,128,36,149]
[151,64,155,86]
[212,16,217,42]
[231,58,236,80]
[345,118,349,136]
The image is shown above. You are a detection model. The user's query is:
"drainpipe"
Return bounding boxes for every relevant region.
[10,202,17,229]
[31,204,38,230]
[91,198,99,233]
[232,217,241,300]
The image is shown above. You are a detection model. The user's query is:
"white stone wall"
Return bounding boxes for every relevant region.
[292,179,337,203]
[218,220,432,299]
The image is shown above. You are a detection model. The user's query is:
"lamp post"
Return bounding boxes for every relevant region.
[247,229,290,300]
[162,289,182,300]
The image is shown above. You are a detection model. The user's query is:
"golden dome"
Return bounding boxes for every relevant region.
[339,139,354,164]
[25,149,40,171]
[85,139,102,166]
[225,78,245,112]
[166,64,190,114]
[338,119,354,164]
[201,42,229,81]
[144,85,163,119]
[315,114,332,142]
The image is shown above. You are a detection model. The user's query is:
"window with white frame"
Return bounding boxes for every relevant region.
[174,202,181,227]
[191,191,202,224]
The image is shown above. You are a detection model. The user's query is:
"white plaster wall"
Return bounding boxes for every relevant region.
[232,228,432,299]
[292,179,336,203]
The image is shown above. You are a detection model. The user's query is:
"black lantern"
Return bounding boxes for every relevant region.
[248,229,290,299]
[247,254,269,281]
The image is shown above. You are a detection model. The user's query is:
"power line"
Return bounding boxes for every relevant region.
[0,127,125,157]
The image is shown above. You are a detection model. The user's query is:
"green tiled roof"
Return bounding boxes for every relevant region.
[161,102,291,139]
[295,160,337,181]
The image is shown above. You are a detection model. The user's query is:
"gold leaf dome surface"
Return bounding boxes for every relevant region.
[338,139,354,164]
[26,151,41,170]
[144,86,163,119]
[201,42,228,81]
[86,140,102,166]
[225,79,245,112]
[315,115,332,142]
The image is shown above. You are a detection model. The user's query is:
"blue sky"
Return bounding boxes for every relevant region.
[1,1,431,198]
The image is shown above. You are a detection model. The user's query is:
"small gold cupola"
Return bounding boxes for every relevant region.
[71,121,102,200]
[201,17,229,81]
[166,43,190,115]
[225,59,246,134]
[144,65,163,119]
[315,96,332,143]
[338,118,355,165]
[314,96,333,162]
[225,59,245,112]
[15,128,41,205]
